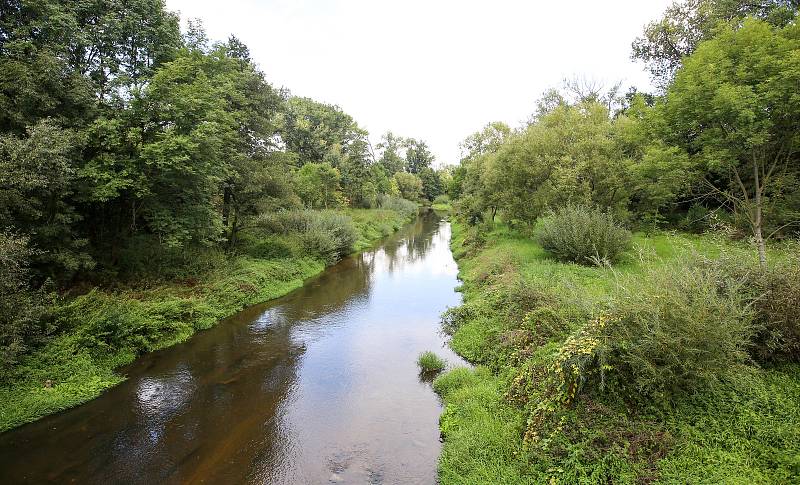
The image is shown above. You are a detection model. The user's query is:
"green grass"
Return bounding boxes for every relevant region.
[436,220,800,484]
[346,208,414,251]
[432,202,453,211]
[418,351,447,373]
[0,208,414,433]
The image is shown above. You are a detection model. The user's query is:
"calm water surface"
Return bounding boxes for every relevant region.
[0,212,464,484]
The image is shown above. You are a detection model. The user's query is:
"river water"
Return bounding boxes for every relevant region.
[0,212,464,484]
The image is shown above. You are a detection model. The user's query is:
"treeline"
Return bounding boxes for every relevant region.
[450,0,799,266]
[0,1,454,376]
[0,0,451,287]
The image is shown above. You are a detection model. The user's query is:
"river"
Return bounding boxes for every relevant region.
[0,212,464,484]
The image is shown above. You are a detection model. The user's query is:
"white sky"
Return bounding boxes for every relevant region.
[164,0,672,165]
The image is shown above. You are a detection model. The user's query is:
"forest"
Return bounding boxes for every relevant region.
[0,0,448,430]
[434,0,800,482]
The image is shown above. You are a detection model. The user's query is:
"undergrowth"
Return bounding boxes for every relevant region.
[0,208,414,432]
[436,220,800,484]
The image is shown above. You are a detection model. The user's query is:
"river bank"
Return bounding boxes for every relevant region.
[435,221,800,484]
[0,208,414,433]
[0,211,461,484]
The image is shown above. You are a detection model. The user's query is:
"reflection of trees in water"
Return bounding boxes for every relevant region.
[380,211,441,275]
[0,211,446,485]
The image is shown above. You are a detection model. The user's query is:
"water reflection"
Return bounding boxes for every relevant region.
[0,211,464,484]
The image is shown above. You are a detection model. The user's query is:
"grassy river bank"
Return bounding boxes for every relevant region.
[434,221,800,484]
[0,208,414,433]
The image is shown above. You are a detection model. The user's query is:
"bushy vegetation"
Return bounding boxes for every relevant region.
[0,208,412,432]
[436,221,800,483]
[378,195,419,220]
[439,5,800,480]
[708,252,800,363]
[535,205,632,265]
[0,0,440,429]
[418,351,447,373]
[584,262,753,399]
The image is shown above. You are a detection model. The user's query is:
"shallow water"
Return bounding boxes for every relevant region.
[0,212,464,484]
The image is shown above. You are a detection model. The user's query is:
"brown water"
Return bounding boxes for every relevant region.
[0,212,464,484]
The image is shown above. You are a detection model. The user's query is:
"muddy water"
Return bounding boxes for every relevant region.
[0,212,464,484]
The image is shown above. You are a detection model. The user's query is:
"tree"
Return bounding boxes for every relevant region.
[0,119,93,280]
[279,97,362,166]
[458,122,511,160]
[632,0,798,87]
[658,19,800,266]
[393,172,423,201]
[419,167,443,201]
[377,131,406,174]
[295,162,342,209]
[404,138,434,174]
[0,231,52,376]
[488,101,635,224]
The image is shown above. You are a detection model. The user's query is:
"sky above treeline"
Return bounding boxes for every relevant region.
[164,0,673,165]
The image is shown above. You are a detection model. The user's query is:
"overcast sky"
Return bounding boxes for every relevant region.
[164,0,673,165]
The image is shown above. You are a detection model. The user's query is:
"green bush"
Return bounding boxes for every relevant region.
[418,350,447,373]
[432,194,451,208]
[246,238,295,259]
[709,253,800,363]
[535,205,631,265]
[255,210,314,235]
[0,231,54,379]
[115,235,229,281]
[301,211,357,265]
[378,195,418,219]
[253,210,356,266]
[601,263,754,399]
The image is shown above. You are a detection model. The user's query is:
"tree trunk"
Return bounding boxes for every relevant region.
[753,160,767,269]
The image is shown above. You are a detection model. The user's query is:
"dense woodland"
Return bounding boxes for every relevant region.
[434,1,800,482]
[0,0,451,379]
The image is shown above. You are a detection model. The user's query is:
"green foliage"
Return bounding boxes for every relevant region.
[404,138,435,174]
[377,195,418,220]
[708,252,800,363]
[0,231,54,379]
[657,18,800,264]
[440,221,800,483]
[0,208,407,431]
[295,162,343,209]
[601,262,754,399]
[631,0,797,86]
[535,205,632,265]
[299,211,357,265]
[417,351,447,373]
[392,171,423,201]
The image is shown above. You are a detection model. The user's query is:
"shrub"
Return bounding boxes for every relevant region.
[378,194,418,219]
[246,238,295,260]
[535,205,631,265]
[599,263,754,399]
[300,211,357,265]
[253,210,356,266]
[418,350,447,373]
[709,252,800,363]
[254,210,314,235]
[432,194,451,206]
[0,232,54,378]
[115,235,229,281]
